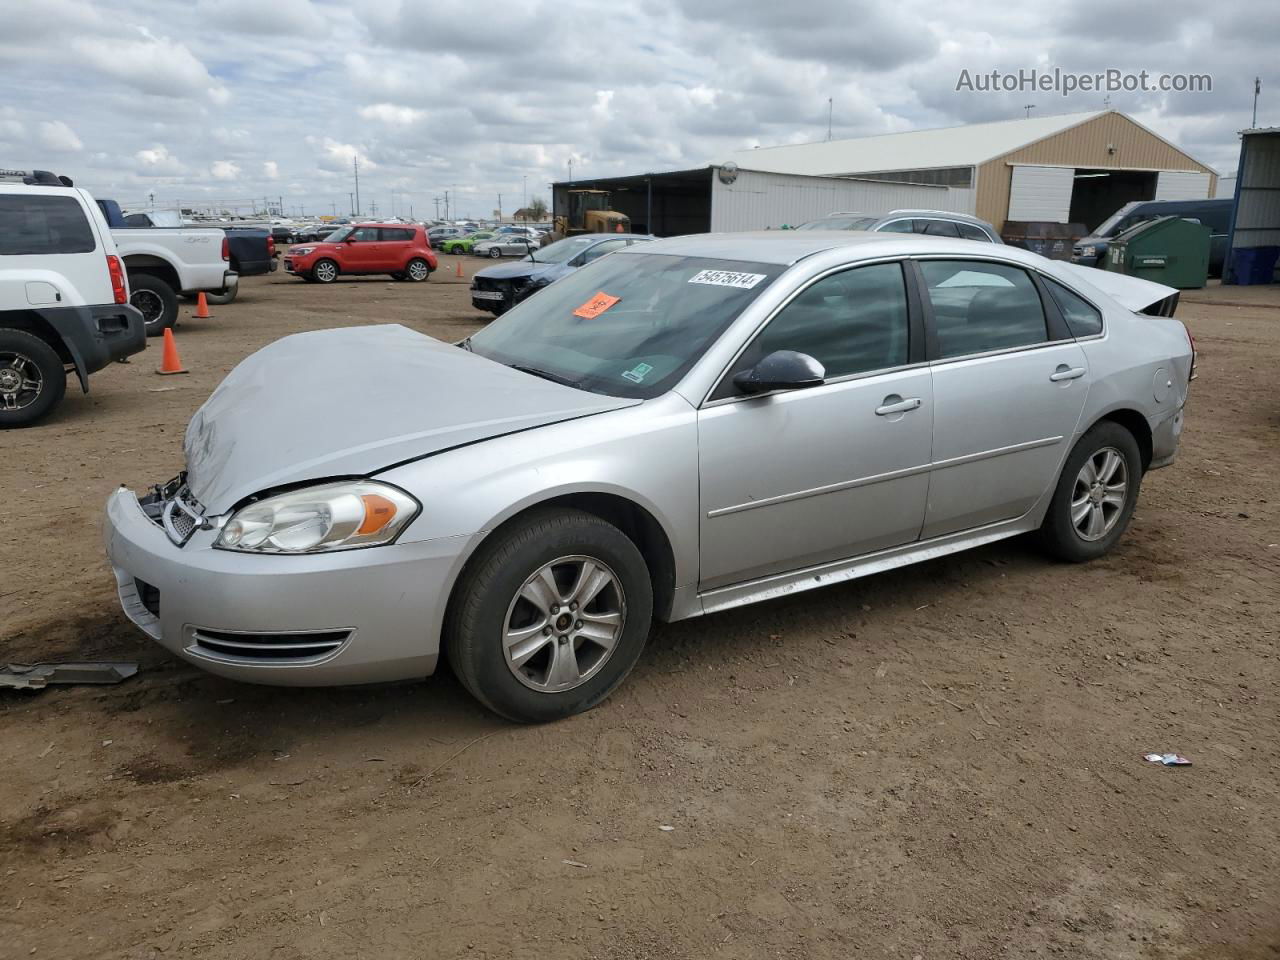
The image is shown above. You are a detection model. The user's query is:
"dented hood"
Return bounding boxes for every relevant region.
[1055,263,1179,314]
[183,325,637,512]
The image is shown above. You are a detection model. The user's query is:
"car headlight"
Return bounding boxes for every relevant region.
[1078,245,1096,257]
[216,481,419,554]
[291,246,315,256]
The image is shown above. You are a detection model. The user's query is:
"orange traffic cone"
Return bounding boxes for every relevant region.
[156,328,188,375]
[194,291,213,318]
[455,260,463,279]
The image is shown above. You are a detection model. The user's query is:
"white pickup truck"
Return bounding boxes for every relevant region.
[96,198,238,335]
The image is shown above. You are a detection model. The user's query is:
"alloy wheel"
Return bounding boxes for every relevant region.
[502,555,626,693]
[0,351,43,411]
[314,261,337,283]
[131,289,164,327]
[1071,446,1129,541]
[408,259,429,280]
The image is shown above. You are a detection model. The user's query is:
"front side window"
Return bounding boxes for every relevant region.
[919,260,1047,359]
[351,227,379,242]
[718,262,910,396]
[1044,277,1103,337]
[581,239,627,262]
[468,253,784,399]
[0,195,96,255]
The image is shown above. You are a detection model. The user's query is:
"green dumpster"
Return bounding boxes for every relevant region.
[1105,215,1210,289]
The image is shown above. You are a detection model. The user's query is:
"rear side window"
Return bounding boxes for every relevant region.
[919,219,960,238]
[380,228,413,241]
[1044,277,1103,337]
[956,222,992,242]
[920,260,1047,359]
[0,194,96,255]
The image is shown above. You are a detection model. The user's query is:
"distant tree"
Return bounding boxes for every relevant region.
[524,197,548,220]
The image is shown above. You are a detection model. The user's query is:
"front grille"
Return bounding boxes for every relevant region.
[140,477,207,547]
[471,276,510,293]
[191,628,352,663]
[134,579,160,618]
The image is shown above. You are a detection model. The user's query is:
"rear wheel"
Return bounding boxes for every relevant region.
[129,273,178,336]
[1038,422,1142,562]
[488,247,502,259]
[0,330,66,428]
[445,509,653,723]
[405,258,430,282]
[311,259,339,284]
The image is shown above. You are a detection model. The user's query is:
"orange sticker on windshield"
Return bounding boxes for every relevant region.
[572,292,620,319]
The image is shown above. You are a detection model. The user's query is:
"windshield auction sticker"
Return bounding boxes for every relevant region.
[688,269,766,289]
[572,292,621,319]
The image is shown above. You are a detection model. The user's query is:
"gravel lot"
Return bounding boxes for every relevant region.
[2,259,1277,959]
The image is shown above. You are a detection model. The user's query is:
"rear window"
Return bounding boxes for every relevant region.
[0,194,96,255]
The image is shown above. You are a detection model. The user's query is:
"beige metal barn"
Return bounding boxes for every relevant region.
[728,110,1218,233]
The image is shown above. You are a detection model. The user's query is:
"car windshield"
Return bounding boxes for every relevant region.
[1092,205,1145,238]
[325,226,353,242]
[529,236,598,264]
[467,253,785,400]
[796,216,878,231]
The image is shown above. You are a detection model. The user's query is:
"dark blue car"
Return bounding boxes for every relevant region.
[470,233,653,315]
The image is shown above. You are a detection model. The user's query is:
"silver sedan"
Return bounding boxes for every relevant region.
[473,235,538,258]
[103,232,1193,722]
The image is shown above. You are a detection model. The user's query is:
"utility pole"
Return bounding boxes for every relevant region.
[1253,77,1262,128]
[522,174,528,209]
[827,97,833,141]
[1023,103,1035,118]
[497,192,502,222]
[443,190,449,222]
[567,158,574,184]
[331,201,336,216]
[348,193,354,216]
[353,154,361,217]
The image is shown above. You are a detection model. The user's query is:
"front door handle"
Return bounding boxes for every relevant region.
[875,396,922,416]
[1050,365,1086,382]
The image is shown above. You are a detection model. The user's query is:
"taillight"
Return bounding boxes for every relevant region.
[266,234,276,258]
[221,236,230,261]
[106,255,127,304]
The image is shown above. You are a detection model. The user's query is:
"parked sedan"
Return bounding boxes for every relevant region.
[103,232,1192,723]
[796,209,1003,242]
[470,234,653,315]
[440,231,497,254]
[473,235,539,259]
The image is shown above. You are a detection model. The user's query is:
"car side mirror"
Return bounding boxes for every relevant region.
[732,350,826,395]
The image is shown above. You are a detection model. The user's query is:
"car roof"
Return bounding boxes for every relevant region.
[621,230,1031,266]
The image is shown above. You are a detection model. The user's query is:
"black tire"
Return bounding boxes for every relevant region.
[445,509,654,723]
[205,286,238,306]
[488,247,502,259]
[405,258,430,282]
[0,329,67,428]
[311,259,339,284]
[129,273,178,337]
[1038,421,1143,562]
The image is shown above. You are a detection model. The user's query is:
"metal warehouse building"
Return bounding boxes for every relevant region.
[727,110,1218,233]
[550,166,973,237]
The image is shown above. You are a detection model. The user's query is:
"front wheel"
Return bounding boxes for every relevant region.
[405,258,430,282]
[445,509,653,723]
[1038,422,1143,562]
[129,273,178,336]
[0,329,66,428]
[311,259,339,284]
[488,247,502,259]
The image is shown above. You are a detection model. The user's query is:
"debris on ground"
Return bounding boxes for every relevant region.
[0,661,139,691]
[1144,753,1192,766]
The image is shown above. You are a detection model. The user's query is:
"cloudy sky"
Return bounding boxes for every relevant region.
[0,0,1270,219]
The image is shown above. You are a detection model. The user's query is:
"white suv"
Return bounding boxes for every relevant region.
[0,169,146,427]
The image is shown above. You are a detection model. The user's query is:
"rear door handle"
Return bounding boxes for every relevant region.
[1050,366,1086,382]
[875,396,922,416]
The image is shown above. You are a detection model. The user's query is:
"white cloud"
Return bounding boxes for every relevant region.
[135,144,186,176]
[210,160,241,179]
[71,26,228,104]
[263,160,280,179]
[359,103,426,126]
[37,120,84,152]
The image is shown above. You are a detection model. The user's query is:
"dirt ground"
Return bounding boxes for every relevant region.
[1,258,1277,960]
